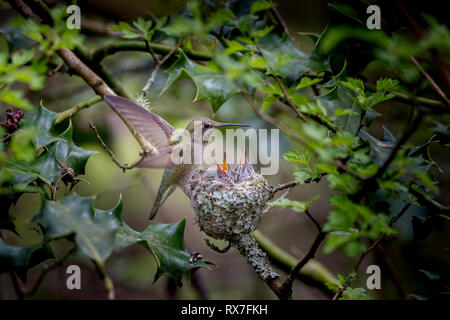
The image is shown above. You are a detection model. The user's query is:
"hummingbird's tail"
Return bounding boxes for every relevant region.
[149,170,176,220]
[149,200,161,220]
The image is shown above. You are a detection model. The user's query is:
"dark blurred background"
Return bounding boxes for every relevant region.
[0,0,449,299]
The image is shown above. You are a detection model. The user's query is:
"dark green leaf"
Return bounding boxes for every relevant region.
[20,103,58,150]
[34,195,115,281]
[0,27,36,52]
[161,51,239,112]
[94,198,211,285]
[258,32,329,81]
[0,238,54,282]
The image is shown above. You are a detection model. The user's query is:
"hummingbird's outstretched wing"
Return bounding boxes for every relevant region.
[135,147,178,170]
[104,95,175,151]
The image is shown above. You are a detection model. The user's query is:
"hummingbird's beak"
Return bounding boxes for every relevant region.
[214,123,251,128]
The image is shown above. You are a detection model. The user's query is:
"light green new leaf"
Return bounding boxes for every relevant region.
[261,94,277,111]
[250,0,277,14]
[283,150,311,165]
[340,287,372,300]
[268,196,319,213]
[108,21,132,32]
[0,89,33,111]
[296,76,323,90]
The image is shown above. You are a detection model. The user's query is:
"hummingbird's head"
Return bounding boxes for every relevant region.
[187,117,250,142]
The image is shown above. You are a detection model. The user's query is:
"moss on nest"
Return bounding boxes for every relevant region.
[184,162,279,282]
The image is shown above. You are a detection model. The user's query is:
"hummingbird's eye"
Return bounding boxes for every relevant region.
[203,123,211,129]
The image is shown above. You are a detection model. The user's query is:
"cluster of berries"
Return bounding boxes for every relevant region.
[1,108,24,142]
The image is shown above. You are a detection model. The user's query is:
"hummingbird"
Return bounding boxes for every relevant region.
[104,95,250,219]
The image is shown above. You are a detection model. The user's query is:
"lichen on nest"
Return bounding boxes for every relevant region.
[183,159,279,282]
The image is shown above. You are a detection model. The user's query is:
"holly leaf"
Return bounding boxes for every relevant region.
[94,199,211,286]
[3,144,60,188]
[316,84,364,134]
[4,102,93,192]
[0,238,54,282]
[3,121,93,190]
[161,51,239,112]
[258,32,329,81]
[33,195,116,286]
[55,121,94,176]
[20,103,58,150]
[358,128,393,166]
[0,27,36,52]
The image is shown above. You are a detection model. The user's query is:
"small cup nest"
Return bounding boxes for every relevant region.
[184,161,279,282]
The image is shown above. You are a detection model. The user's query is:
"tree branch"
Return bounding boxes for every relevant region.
[270,180,298,196]
[373,110,424,180]
[140,36,184,98]
[55,96,102,124]
[270,4,296,45]
[365,83,447,113]
[332,202,412,300]
[409,184,450,212]
[280,230,327,299]
[89,122,147,172]
[410,56,450,108]
[253,230,339,296]
[90,41,212,64]
[242,91,307,147]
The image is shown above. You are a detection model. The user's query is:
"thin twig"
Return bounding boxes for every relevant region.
[51,171,62,201]
[279,209,327,299]
[252,40,338,132]
[242,91,307,147]
[355,110,366,136]
[375,245,411,300]
[334,159,365,180]
[273,76,307,122]
[270,180,298,196]
[364,83,446,113]
[46,61,64,77]
[140,36,185,98]
[55,96,102,124]
[373,110,424,180]
[270,5,296,45]
[396,0,450,90]
[263,189,290,213]
[144,39,161,64]
[409,185,450,212]
[89,122,147,172]
[281,231,327,298]
[332,202,412,300]
[253,230,339,297]
[305,209,322,233]
[90,41,212,64]
[24,247,75,298]
[410,56,450,108]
